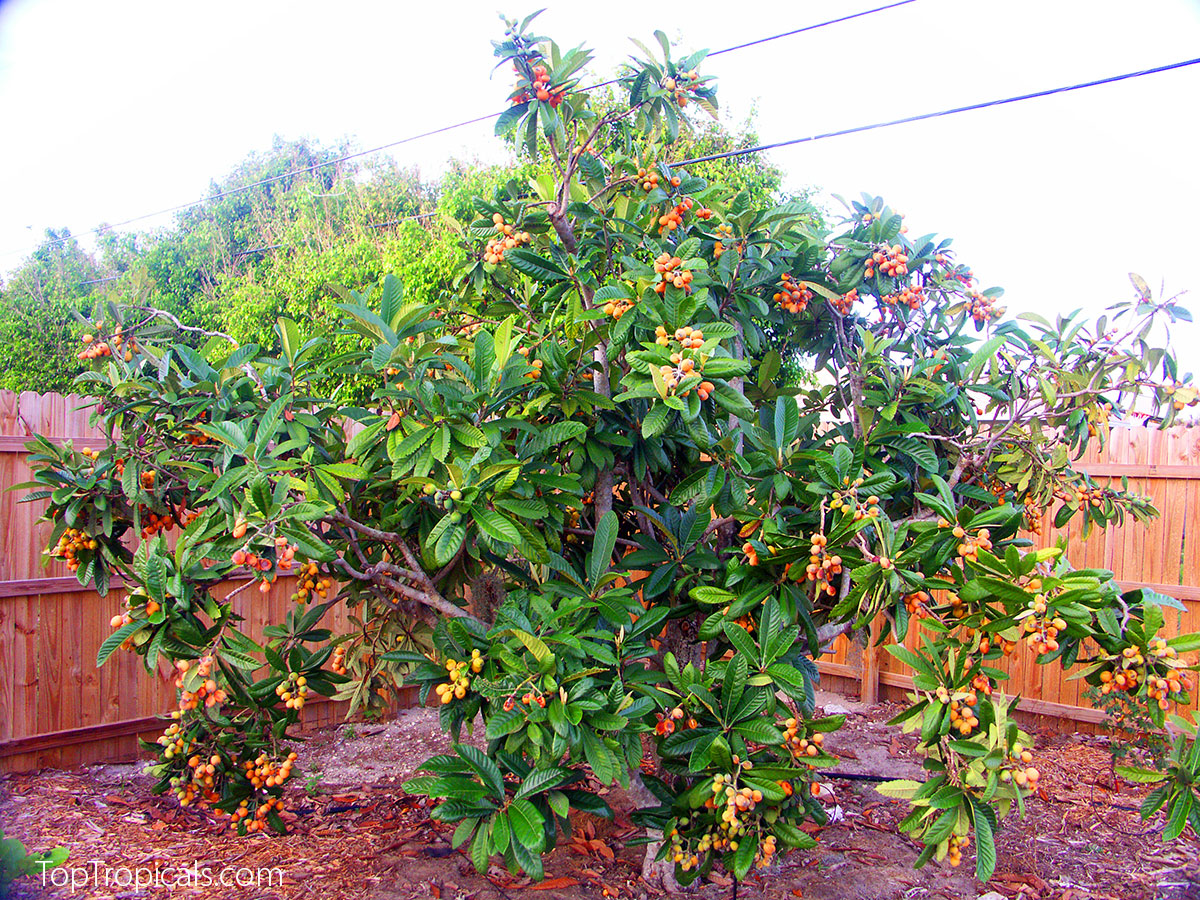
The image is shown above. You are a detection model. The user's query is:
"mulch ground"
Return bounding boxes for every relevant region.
[2,700,1197,900]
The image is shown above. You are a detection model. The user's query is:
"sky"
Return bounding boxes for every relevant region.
[1,0,1199,368]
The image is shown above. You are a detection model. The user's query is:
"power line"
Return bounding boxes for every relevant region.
[707,0,917,57]
[676,56,1200,167]
[3,3,918,262]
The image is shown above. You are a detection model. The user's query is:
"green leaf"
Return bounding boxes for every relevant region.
[508,798,546,851]
[455,743,506,800]
[588,510,618,588]
[506,249,569,282]
[641,403,671,438]
[581,729,619,785]
[733,719,784,745]
[97,621,143,667]
[1163,788,1194,841]
[1115,766,1169,784]
[470,823,490,873]
[875,779,923,799]
[514,767,571,800]
[527,421,588,454]
[964,335,1007,381]
[508,629,553,665]
[732,832,758,880]
[277,317,300,364]
[971,797,997,882]
[474,509,522,544]
[495,102,528,136]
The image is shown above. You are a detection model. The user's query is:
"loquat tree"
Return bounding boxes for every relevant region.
[21,12,1200,891]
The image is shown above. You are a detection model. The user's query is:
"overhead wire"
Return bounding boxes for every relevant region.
[4,1,919,260]
[675,55,1200,167]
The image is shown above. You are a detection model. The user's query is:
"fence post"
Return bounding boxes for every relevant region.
[861,616,882,705]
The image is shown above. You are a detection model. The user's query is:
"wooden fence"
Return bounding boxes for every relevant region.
[2,391,1199,772]
[0,391,412,773]
[818,421,1200,731]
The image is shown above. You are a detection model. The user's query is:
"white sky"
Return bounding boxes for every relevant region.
[2,0,1198,369]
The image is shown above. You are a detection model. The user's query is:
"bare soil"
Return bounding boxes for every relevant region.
[2,694,1196,900]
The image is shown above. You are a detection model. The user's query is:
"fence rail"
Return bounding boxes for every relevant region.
[2,391,1199,771]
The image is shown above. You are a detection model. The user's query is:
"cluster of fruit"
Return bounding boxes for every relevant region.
[831,287,858,315]
[275,672,310,710]
[662,324,705,350]
[950,525,993,563]
[864,244,909,278]
[1020,594,1067,655]
[656,196,692,234]
[485,214,533,264]
[997,742,1040,790]
[904,590,932,619]
[49,527,97,571]
[1099,641,1193,709]
[139,503,198,540]
[77,332,113,360]
[947,696,980,735]
[636,166,663,192]
[112,587,161,625]
[803,533,843,597]
[155,721,191,762]
[653,706,699,736]
[656,359,715,400]
[741,540,761,566]
[945,833,970,868]
[652,253,694,294]
[503,689,548,710]
[174,657,228,710]
[291,562,332,603]
[970,673,994,696]
[528,63,565,105]
[434,650,484,704]
[665,826,702,872]
[961,628,1008,657]
[516,346,544,380]
[330,643,348,675]
[220,795,287,833]
[712,223,734,259]
[230,538,299,594]
[967,289,1000,323]
[602,296,634,320]
[772,273,813,314]
[184,426,210,446]
[1023,497,1044,534]
[111,326,138,361]
[829,477,883,523]
[661,70,700,107]
[782,717,825,761]
[422,482,466,523]
[881,284,924,310]
[1162,379,1200,411]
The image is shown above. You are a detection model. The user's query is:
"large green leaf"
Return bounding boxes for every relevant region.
[508,798,546,851]
[506,249,569,282]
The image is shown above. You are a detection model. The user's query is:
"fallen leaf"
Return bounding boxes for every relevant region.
[530,877,580,890]
[792,890,804,898]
